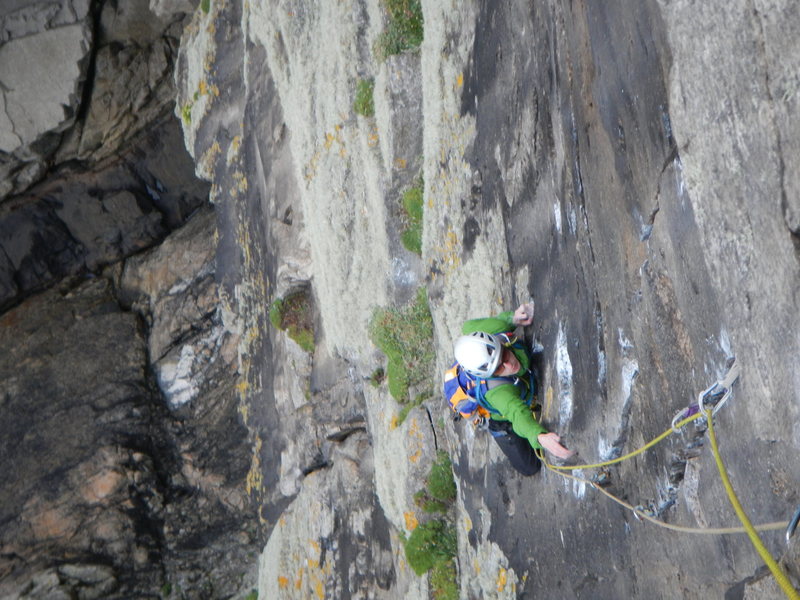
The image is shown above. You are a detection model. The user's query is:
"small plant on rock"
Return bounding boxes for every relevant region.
[404,519,457,576]
[368,287,434,402]
[269,290,315,353]
[399,177,423,255]
[181,102,193,125]
[375,0,424,61]
[405,451,459,594]
[368,367,386,387]
[413,450,456,513]
[426,451,457,503]
[430,558,459,600]
[354,78,375,117]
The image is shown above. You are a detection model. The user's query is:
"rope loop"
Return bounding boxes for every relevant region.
[536,360,799,597]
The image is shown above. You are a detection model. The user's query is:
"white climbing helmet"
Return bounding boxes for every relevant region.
[454,331,503,378]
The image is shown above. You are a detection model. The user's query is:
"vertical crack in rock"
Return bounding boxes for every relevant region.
[595,299,607,391]
[639,204,659,242]
[72,0,102,127]
[568,102,586,207]
[649,413,713,520]
[660,103,675,150]
[749,5,798,244]
[423,405,439,451]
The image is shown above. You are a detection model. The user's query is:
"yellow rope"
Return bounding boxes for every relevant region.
[533,363,798,594]
[539,452,788,535]
[546,412,704,471]
[704,411,799,599]
[536,406,799,596]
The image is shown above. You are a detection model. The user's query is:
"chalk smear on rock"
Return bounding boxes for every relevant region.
[556,322,574,427]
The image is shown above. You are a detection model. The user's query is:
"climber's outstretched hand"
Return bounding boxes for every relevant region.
[537,432,576,460]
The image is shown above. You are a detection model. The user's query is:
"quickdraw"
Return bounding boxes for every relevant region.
[671,359,741,433]
[537,358,799,599]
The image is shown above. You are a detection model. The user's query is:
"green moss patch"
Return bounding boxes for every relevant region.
[404,451,458,593]
[368,287,434,402]
[399,178,423,255]
[354,78,375,117]
[430,558,459,600]
[181,102,193,125]
[404,519,456,576]
[375,0,424,61]
[426,451,457,504]
[413,450,456,513]
[269,290,315,353]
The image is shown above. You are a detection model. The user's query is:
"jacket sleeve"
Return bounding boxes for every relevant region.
[461,310,515,335]
[486,384,548,449]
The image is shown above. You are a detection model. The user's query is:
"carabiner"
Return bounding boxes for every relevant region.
[786,504,800,545]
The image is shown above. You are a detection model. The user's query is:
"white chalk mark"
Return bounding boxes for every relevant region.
[568,205,577,234]
[621,359,639,409]
[553,202,562,233]
[719,328,733,360]
[618,328,634,352]
[572,469,586,499]
[556,323,573,427]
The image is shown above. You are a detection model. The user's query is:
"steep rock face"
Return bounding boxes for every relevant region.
[0,1,269,598]
[0,278,160,599]
[257,432,400,600]
[0,0,93,185]
[174,1,430,595]
[2,0,799,598]
[0,0,208,312]
[245,2,424,359]
[432,1,800,597]
[249,1,800,599]
[0,111,208,313]
[0,0,189,200]
[0,210,258,599]
[120,206,232,409]
[117,208,258,597]
[174,0,800,598]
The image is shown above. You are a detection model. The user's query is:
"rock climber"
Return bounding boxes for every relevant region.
[453,302,575,475]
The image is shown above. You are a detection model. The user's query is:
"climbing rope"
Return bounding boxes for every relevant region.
[545,412,705,472]
[546,361,743,472]
[537,453,786,535]
[705,409,799,599]
[538,450,788,535]
[535,361,799,597]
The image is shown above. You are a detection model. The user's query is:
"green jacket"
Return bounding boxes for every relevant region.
[462,311,547,449]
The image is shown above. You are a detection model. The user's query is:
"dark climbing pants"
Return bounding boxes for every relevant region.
[488,420,541,476]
